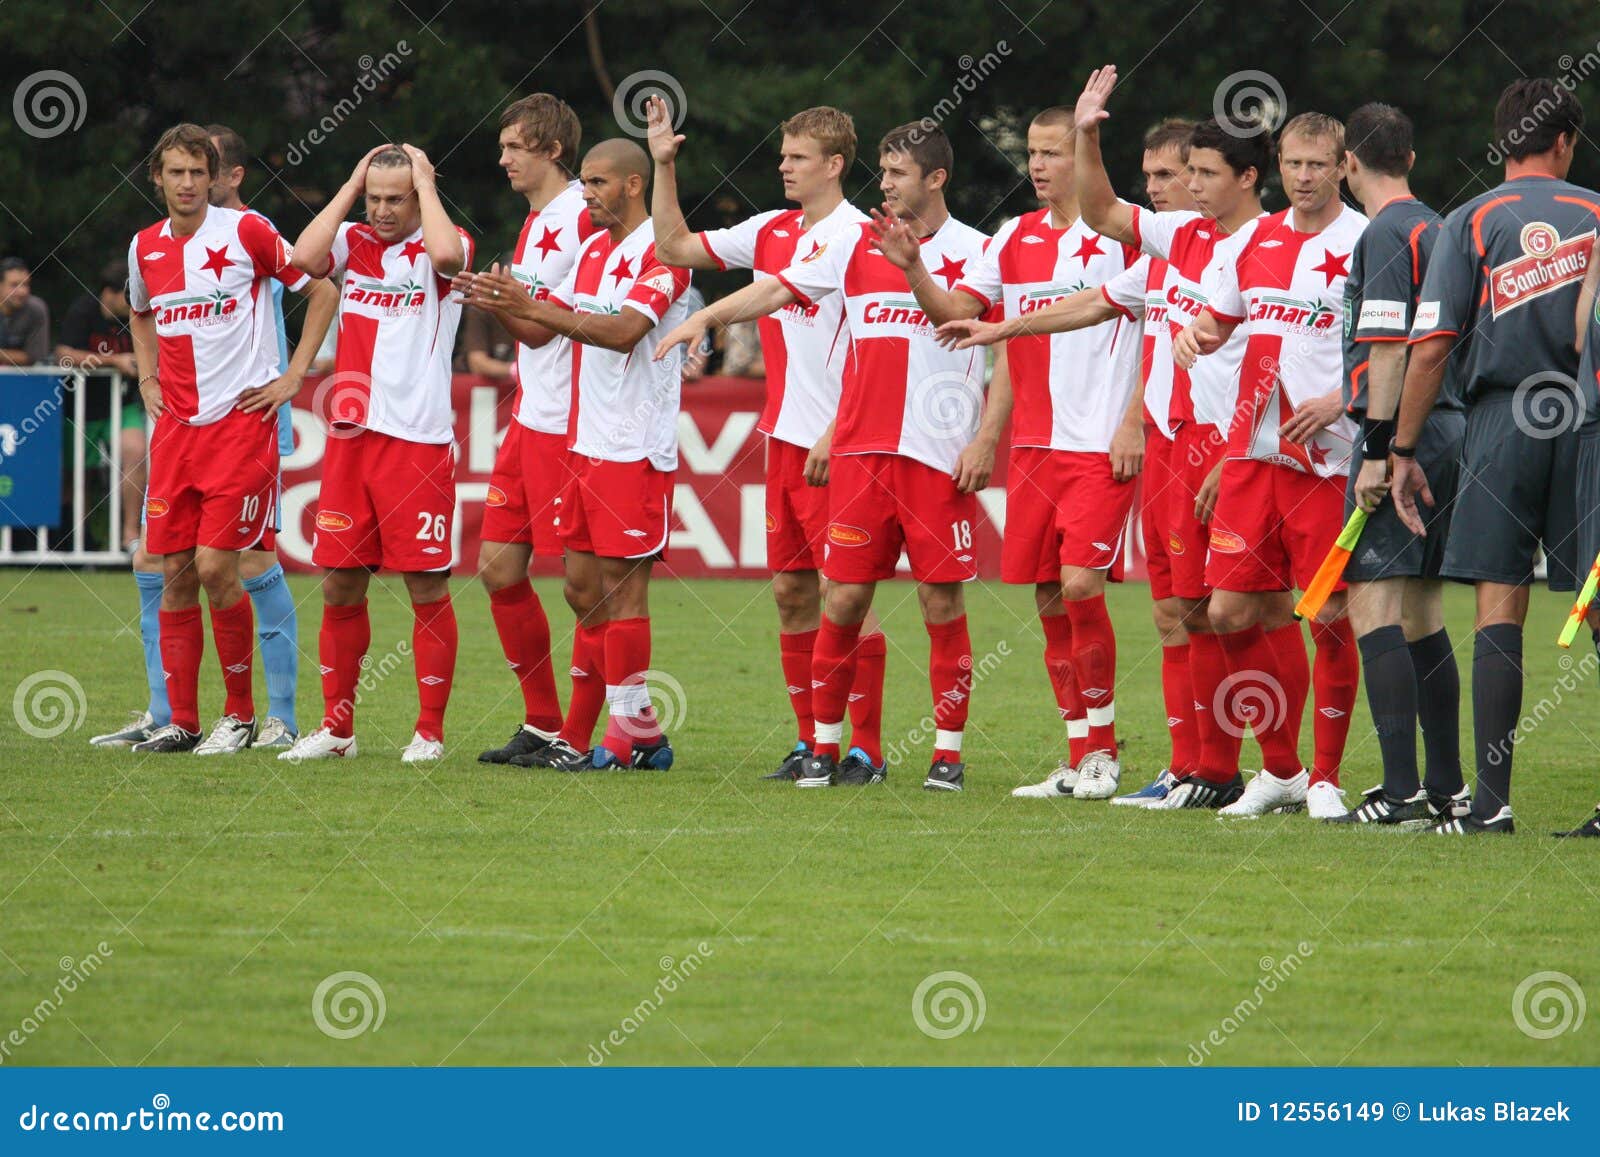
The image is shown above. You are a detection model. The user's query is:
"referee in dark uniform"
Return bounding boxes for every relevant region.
[1330,103,1467,827]
[1393,78,1597,835]
[1566,234,1600,837]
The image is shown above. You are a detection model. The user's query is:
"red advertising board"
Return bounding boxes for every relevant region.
[278,374,1146,580]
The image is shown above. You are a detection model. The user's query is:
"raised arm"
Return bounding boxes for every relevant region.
[647,95,720,270]
[1074,66,1136,246]
[293,145,386,277]
[402,145,466,278]
[868,209,982,325]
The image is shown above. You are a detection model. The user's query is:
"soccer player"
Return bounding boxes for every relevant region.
[1326,103,1467,827]
[1565,231,1600,838]
[472,94,602,768]
[1074,73,1282,809]
[872,105,1141,800]
[1175,112,1368,819]
[91,126,309,750]
[282,144,472,764]
[125,124,337,754]
[464,139,693,771]
[1392,78,1596,835]
[644,94,891,783]
[657,123,1007,791]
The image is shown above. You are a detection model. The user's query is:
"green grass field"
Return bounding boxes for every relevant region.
[2,568,1597,1067]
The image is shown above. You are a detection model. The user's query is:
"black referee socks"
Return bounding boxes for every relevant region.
[1472,623,1524,820]
[1408,628,1463,801]
[1358,625,1420,798]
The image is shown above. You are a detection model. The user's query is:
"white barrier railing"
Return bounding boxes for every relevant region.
[0,366,136,566]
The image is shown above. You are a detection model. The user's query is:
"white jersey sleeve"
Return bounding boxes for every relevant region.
[774,227,853,304]
[1205,249,1247,323]
[126,235,149,312]
[1100,257,1149,319]
[1130,206,1204,261]
[698,209,785,271]
[953,216,1018,310]
[325,222,356,279]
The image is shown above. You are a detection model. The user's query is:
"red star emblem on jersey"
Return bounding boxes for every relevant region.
[401,239,428,264]
[533,226,562,259]
[931,255,966,288]
[199,245,231,280]
[1312,249,1349,286]
[805,240,821,259]
[1071,234,1105,266]
[1308,443,1330,467]
[609,254,633,285]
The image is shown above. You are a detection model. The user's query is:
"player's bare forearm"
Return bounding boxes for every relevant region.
[291,183,360,277]
[415,183,466,277]
[291,279,339,378]
[496,311,557,349]
[526,299,653,353]
[1394,336,1452,445]
[1362,341,1408,420]
[904,258,979,326]
[649,161,717,270]
[707,276,799,326]
[0,348,32,366]
[1075,124,1136,246]
[1009,286,1119,338]
[978,345,1013,440]
[1576,236,1600,352]
[467,352,512,379]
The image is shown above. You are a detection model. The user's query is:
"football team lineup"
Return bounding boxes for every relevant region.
[88,65,1600,841]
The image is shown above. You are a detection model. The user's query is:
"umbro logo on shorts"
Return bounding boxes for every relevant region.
[623,528,646,537]
[1092,541,1112,551]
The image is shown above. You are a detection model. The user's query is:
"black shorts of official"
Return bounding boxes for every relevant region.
[1441,391,1580,591]
[1344,410,1465,584]
[1574,426,1600,578]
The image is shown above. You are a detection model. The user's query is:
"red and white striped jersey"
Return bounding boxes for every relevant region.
[954,207,1141,453]
[699,199,866,449]
[551,219,693,470]
[1100,254,1171,426]
[511,182,602,434]
[1130,207,1264,431]
[776,216,992,475]
[1206,205,1367,478]
[127,206,310,425]
[323,222,475,445]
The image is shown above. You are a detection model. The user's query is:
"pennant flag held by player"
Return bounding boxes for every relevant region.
[1558,548,1600,648]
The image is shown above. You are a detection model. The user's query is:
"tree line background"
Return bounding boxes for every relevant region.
[1,0,1595,330]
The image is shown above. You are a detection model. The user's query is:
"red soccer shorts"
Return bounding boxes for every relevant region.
[559,456,675,560]
[144,407,279,555]
[1204,457,1349,593]
[766,435,829,573]
[1166,421,1227,600]
[822,452,978,584]
[1001,446,1136,584]
[312,429,456,572]
[481,421,575,557]
[1142,424,1177,601]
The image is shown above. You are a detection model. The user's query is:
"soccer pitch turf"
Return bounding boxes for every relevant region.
[3,569,1597,1067]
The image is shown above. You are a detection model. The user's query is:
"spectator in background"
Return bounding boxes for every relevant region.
[56,259,142,549]
[456,302,517,379]
[718,318,765,378]
[679,285,711,381]
[0,257,50,365]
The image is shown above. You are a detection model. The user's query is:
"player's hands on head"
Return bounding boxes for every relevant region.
[1353,457,1390,514]
[645,95,685,164]
[953,436,996,494]
[1075,65,1117,133]
[348,144,391,190]
[1390,456,1433,536]
[1109,418,1144,483]
[401,144,437,188]
[654,313,710,362]
[238,370,304,417]
[868,207,921,271]
[1278,390,1344,444]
